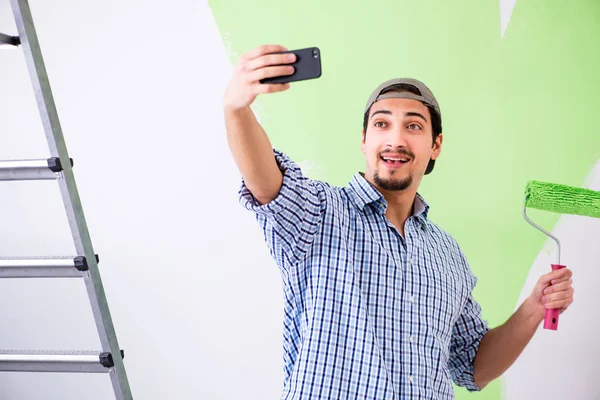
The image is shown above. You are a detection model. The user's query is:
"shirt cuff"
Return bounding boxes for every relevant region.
[462,327,490,391]
[238,149,302,215]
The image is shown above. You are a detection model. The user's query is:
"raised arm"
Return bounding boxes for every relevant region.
[223,44,296,205]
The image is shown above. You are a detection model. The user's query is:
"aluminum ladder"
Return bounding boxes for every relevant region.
[0,0,132,398]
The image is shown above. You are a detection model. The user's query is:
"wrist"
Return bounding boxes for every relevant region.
[523,295,545,325]
[224,98,251,113]
[225,104,252,119]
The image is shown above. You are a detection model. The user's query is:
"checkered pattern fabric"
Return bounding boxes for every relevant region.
[239,150,489,399]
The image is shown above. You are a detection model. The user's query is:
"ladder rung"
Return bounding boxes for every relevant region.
[0,350,124,373]
[0,157,73,181]
[0,32,20,46]
[0,255,97,278]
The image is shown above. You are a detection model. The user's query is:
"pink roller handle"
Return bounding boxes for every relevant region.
[544,264,566,330]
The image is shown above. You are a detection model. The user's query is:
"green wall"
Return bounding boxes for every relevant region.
[209,1,600,398]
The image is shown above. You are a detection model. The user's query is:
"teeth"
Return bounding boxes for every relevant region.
[382,157,409,162]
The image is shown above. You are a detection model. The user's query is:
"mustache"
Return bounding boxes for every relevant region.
[379,148,415,159]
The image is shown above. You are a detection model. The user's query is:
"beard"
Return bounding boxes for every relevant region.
[373,169,413,191]
[373,148,415,191]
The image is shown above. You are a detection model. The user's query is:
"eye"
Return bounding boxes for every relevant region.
[374,121,388,128]
[407,123,422,130]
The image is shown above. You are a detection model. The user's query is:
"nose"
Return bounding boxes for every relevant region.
[385,126,409,149]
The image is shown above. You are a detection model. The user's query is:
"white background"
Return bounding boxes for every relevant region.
[0,0,284,398]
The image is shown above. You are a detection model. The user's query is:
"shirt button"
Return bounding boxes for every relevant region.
[409,335,413,343]
[410,295,415,303]
[409,259,414,266]
[409,376,414,383]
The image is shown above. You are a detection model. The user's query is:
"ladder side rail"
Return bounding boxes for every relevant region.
[9,1,132,398]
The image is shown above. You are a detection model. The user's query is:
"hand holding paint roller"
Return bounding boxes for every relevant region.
[523,180,600,330]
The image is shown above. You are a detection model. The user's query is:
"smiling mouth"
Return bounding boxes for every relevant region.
[380,155,411,165]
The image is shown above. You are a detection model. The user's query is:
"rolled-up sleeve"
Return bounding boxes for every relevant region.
[448,262,490,391]
[239,149,326,270]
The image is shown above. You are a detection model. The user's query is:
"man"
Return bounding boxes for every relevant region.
[223,44,574,399]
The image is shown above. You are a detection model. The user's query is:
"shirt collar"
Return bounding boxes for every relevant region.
[348,172,431,224]
[413,192,430,225]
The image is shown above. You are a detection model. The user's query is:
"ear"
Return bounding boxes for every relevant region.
[361,129,366,155]
[431,133,443,160]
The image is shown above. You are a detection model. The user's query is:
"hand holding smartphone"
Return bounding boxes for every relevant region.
[259,47,322,84]
[223,45,321,112]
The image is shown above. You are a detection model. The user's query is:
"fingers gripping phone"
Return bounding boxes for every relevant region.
[260,47,322,84]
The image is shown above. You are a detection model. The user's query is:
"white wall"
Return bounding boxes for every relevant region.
[0,1,283,399]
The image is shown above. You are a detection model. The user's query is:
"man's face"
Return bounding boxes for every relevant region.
[361,97,442,192]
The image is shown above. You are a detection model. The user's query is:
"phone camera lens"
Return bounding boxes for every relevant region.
[313,50,318,58]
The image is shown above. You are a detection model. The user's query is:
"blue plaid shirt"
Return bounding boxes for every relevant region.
[239,150,489,399]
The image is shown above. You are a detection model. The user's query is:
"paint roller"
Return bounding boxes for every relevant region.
[522,180,600,330]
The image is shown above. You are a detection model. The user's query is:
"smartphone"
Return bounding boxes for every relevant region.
[260,47,322,84]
